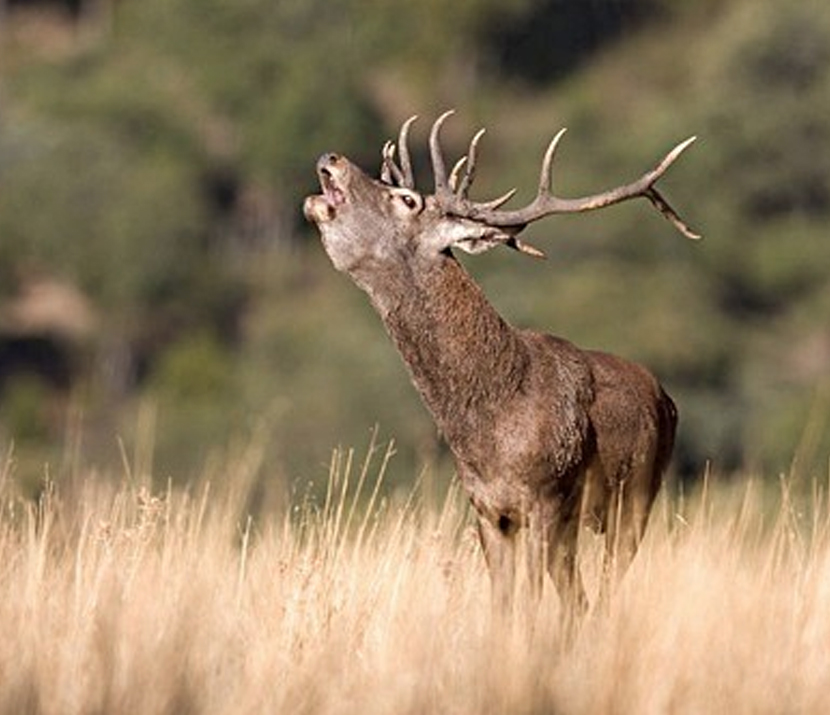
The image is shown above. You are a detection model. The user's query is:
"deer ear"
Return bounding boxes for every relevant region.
[430,217,546,258]
[452,231,513,255]
[429,217,513,255]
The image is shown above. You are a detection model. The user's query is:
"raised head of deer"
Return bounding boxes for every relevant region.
[304,111,697,620]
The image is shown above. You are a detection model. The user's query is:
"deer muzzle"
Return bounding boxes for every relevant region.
[303,194,334,224]
[318,154,348,205]
[304,153,351,224]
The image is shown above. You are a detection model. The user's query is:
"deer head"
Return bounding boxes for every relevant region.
[304,110,699,280]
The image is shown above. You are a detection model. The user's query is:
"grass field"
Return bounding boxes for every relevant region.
[1,441,829,715]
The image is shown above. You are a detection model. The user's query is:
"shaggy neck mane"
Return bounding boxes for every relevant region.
[360,252,529,449]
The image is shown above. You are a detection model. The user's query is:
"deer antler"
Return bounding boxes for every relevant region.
[384,111,701,243]
[381,115,418,188]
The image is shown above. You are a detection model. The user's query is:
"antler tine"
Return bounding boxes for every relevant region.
[429,109,455,195]
[397,115,418,189]
[651,135,697,180]
[509,237,547,258]
[539,127,568,196]
[380,140,393,184]
[381,140,406,187]
[645,187,702,240]
[448,157,467,193]
[476,187,518,210]
[380,151,392,184]
[457,127,486,198]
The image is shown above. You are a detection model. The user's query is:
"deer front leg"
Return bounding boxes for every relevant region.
[525,505,549,608]
[477,514,517,621]
[545,506,588,623]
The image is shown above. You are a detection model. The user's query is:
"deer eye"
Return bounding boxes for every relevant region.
[393,190,422,213]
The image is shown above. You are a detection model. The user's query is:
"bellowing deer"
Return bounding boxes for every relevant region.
[304,111,698,618]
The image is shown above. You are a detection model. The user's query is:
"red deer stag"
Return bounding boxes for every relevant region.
[304,111,698,618]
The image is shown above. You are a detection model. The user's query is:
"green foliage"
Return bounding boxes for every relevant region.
[1,124,203,304]
[151,332,235,404]
[0,376,52,443]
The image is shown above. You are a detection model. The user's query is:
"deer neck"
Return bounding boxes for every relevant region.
[357,253,529,447]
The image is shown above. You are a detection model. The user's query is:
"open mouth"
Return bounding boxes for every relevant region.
[304,154,349,225]
[319,166,347,208]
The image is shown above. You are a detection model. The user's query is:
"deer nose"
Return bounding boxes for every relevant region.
[317,153,341,172]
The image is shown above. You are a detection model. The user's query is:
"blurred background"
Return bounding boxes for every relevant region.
[1,0,829,500]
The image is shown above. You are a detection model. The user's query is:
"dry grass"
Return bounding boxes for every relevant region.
[1,442,830,715]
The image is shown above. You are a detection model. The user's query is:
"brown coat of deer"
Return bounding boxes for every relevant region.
[304,112,698,618]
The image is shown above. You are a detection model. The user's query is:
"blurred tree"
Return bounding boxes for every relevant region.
[481,0,663,85]
[1,0,829,484]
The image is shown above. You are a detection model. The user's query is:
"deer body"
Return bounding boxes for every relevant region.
[304,113,694,616]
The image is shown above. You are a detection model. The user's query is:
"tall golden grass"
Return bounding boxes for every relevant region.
[1,440,829,714]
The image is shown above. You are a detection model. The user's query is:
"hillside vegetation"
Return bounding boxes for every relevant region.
[1,0,829,490]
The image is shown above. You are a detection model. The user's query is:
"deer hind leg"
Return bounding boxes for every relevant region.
[600,472,655,601]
